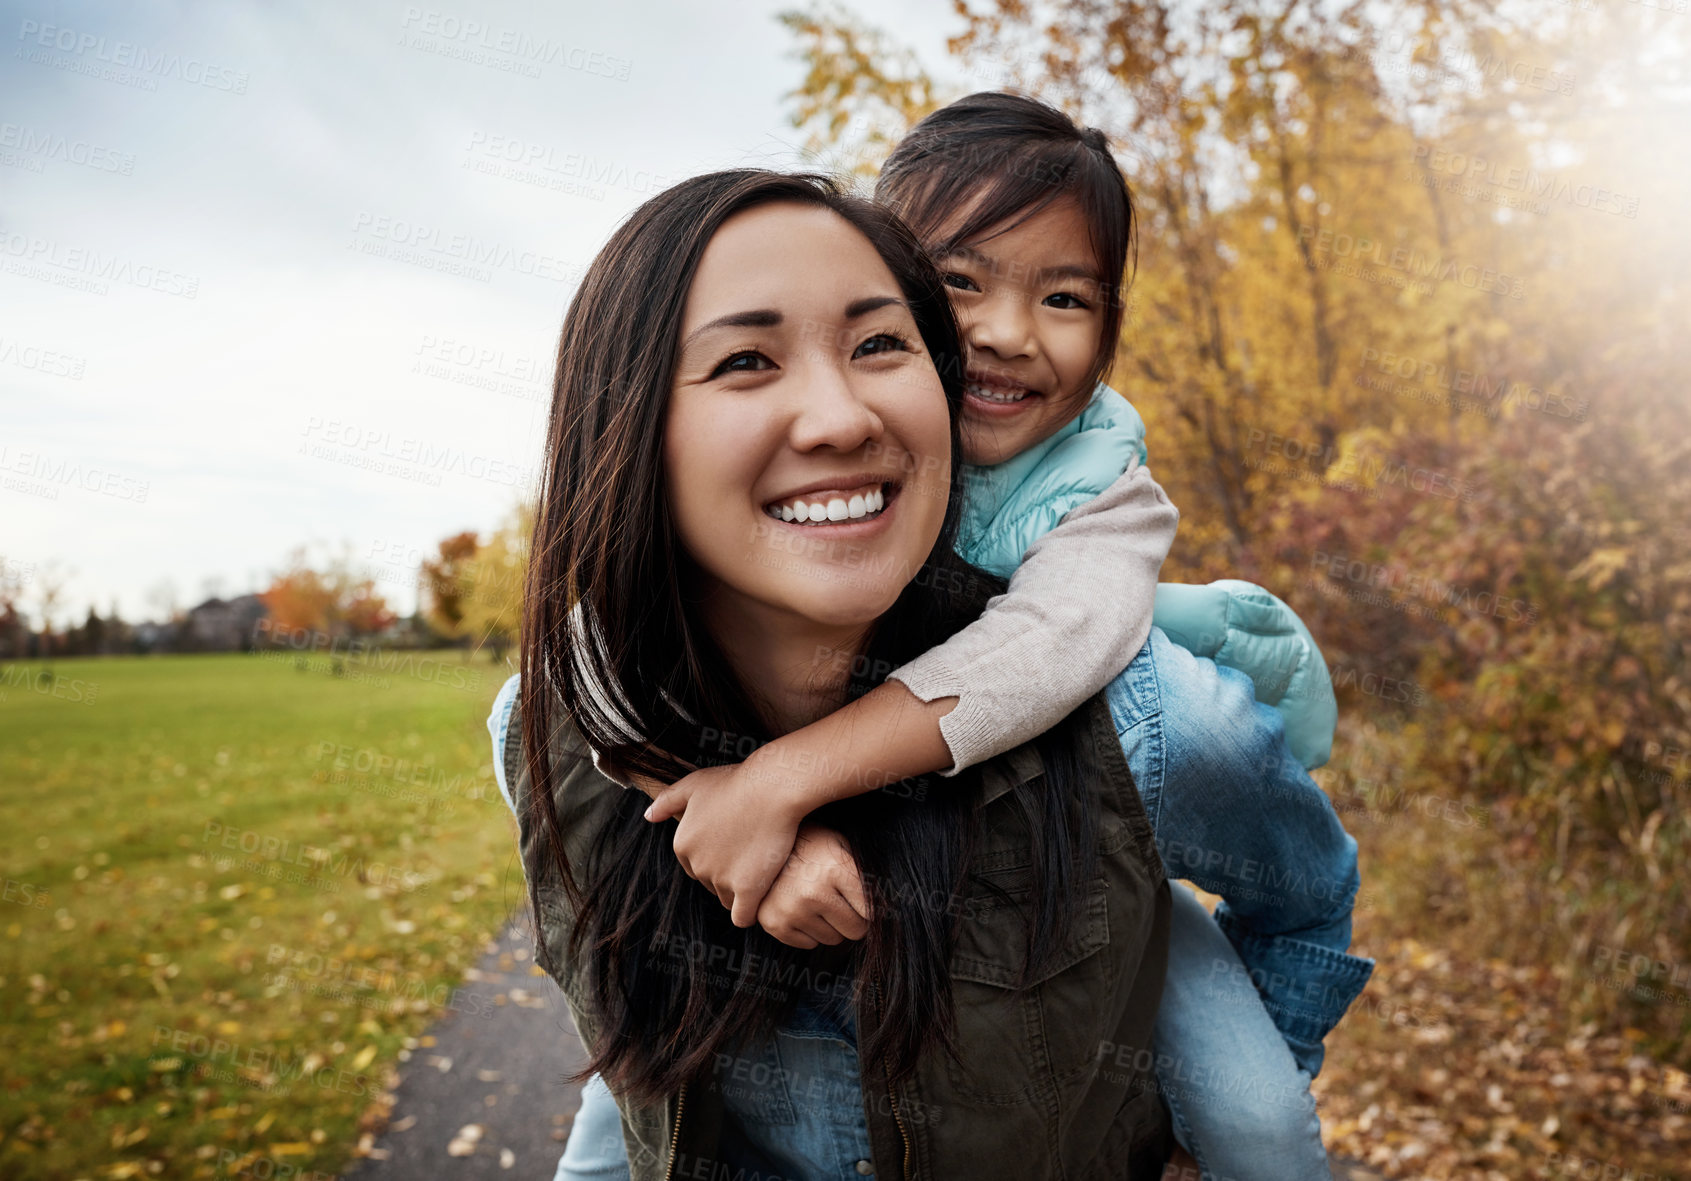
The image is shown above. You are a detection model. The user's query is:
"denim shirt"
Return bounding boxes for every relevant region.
[487,642,1371,1092]
[712,964,877,1179]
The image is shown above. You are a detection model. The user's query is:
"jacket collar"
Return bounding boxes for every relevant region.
[976,739,1046,807]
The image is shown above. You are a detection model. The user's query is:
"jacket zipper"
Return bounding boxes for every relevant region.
[883,1058,912,1179]
[662,1079,688,1181]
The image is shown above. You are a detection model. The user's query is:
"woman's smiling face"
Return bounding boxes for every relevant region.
[664,202,953,634]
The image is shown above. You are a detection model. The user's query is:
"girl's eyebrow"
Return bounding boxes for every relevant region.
[939,245,1100,285]
[1042,263,1104,284]
[939,244,994,269]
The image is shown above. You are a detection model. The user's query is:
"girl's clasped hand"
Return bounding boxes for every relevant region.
[637,760,872,946]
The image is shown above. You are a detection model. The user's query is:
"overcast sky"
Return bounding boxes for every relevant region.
[1,0,980,624]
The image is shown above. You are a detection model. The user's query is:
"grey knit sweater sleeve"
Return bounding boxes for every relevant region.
[886,460,1180,775]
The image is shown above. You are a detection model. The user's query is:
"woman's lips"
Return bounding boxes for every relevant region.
[761,481,902,534]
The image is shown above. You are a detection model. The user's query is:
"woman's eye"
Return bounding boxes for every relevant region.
[852,332,911,360]
[942,273,980,293]
[1044,292,1090,310]
[709,351,774,379]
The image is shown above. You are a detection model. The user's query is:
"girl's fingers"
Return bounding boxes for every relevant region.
[731,859,789,928]
[790,914,846,947]
[730,888,763,930]
[770,927,818,949]
[643,783,688,822]
[826,890,870,941]
[835,866,870,923]
[757,893,844,948]
[807,890,865,942]
[801,913,845,940]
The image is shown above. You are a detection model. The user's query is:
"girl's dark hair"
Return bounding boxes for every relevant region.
[520,168,1098,1104]
[877,90,1138,393]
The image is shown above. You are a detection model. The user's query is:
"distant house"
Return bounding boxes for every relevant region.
[133,620,177,652]
[182,594,269,652]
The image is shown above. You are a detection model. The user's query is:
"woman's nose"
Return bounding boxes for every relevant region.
[787,358,885,454]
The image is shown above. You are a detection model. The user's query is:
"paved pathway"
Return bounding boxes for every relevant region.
[341,912,1386,1180]
[339,917,583,1180]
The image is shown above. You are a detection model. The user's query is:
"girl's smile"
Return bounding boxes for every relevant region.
[963,366,1046,417]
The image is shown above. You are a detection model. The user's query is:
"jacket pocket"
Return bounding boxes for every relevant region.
[944,864,1114,1104]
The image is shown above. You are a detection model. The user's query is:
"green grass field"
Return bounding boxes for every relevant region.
[0,652,523,1180]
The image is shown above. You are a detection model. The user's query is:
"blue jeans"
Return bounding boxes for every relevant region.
[1155,883,1328,1180]
[556,1072,627,1180]
[555,995,874,1181]
[1106,629,1371,1083]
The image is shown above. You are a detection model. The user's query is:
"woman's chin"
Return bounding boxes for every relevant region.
[784,582,905,630]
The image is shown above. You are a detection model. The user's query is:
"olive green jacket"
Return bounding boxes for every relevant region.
[504,690,1175,1180]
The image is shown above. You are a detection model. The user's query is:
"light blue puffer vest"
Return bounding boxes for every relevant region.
[958,383,1337,770]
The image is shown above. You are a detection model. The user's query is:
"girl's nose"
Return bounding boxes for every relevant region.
[966,292,1036,361]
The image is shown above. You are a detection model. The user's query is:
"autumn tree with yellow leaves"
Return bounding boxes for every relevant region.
[421,505,530,659]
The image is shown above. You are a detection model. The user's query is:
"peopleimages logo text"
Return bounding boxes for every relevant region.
[0,231,200,299]
[15,20,250,92]
[350,212,577,283]
[1298,226,1525,299]
[0,124,135,174]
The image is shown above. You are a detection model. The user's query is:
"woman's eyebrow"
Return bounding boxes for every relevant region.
[681,309,781,351]
[843,295,906,319]
[681,296,905,354]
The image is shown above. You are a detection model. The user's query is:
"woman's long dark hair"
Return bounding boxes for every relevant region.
[877,90,1139,394]
[520,169,1098,1104]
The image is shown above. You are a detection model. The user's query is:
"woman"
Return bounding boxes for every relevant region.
[502,168,1179,1179]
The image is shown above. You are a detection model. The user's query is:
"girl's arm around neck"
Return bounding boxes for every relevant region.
[762,459,1180,811]
[742,678,957,809]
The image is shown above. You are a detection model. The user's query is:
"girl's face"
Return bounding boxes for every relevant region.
[664,202,953,635]
[932,197,1108,467]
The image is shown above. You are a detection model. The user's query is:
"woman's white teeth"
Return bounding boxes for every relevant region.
[770,487,886,523]
[968,382,1030,403]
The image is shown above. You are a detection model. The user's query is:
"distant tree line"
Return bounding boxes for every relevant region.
[0,505,530,662]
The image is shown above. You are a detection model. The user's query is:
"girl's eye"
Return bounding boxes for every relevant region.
[942,273,980,293]
[709,350,775,379]
[1044,292,1090,310]
[852,332,912,360]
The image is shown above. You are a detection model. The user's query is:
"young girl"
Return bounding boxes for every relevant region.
[506,93,1368,1181]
